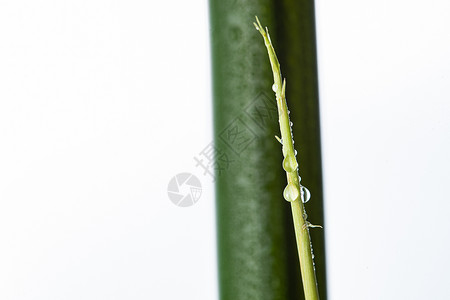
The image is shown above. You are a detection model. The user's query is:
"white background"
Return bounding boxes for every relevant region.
[0,1,215,299]
[0,0,449,299]
[316,1,450,299]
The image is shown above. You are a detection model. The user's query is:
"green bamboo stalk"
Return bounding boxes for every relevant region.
[254,17,320,300]
[209,3,299,299]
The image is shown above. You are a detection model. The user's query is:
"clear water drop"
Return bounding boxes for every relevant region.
[288,110,291,115]
[294,150,298,156]
[290,121,293,126]
[282,155,298,172]
[283,183,299,202]
[300,185,311,203]
[272,84,277,92]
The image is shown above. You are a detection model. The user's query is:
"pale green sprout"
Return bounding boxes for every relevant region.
[254,16,321,300]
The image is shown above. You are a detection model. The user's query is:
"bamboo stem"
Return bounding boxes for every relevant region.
[254,16,320,300]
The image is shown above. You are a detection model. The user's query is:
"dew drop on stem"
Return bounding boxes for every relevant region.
[272,83,277,92]
[282,155,298,172]
[300,185,311,203]
[283,183,299,202]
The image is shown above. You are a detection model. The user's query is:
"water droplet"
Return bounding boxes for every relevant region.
[282,155,298,172]
[294,150,298,156]
[272,84,277,92]
[290,121,293,126]
[283,183,299,202]
[288,110,291,115]
[300,185,311,203]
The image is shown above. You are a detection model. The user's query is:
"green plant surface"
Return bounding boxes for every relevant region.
[254,16,320,300]
[209,1,326,299]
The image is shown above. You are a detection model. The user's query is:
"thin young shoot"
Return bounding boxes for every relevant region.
[254,16,321,300]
